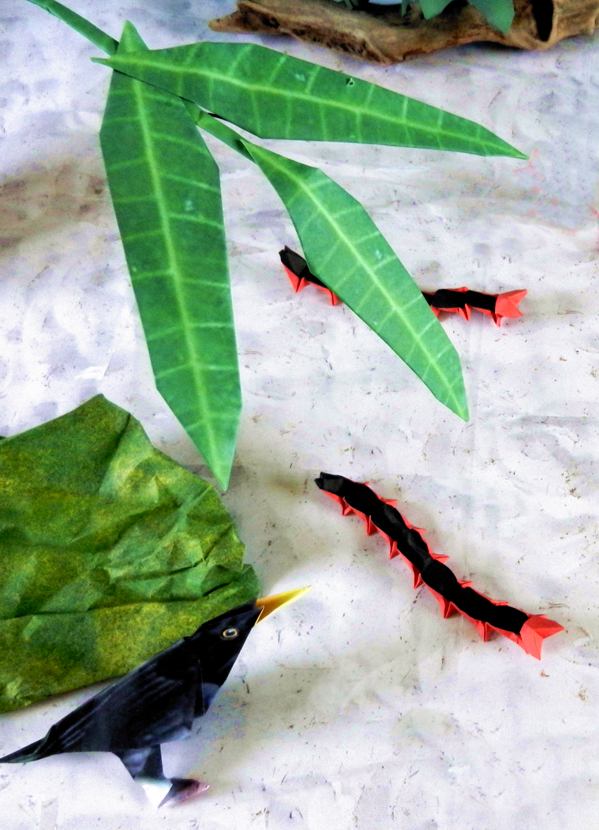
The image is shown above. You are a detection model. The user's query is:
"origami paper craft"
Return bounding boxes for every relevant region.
[100,24,241,491]
[280,247,527,325]
[27,0,527,487]
[0,395,259,713]
[315,473,563,658]
[422,287,527,325]
[0,590,306,806]
[280,246,342,306]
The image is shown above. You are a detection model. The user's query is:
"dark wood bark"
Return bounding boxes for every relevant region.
[210,0,599,64]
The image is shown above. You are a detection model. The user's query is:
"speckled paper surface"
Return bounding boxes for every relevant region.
[0,2,598,828]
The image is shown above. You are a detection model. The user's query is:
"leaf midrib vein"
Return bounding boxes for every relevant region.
[119,54,500,151]
[130,77,222,459]
[257,149,461,410]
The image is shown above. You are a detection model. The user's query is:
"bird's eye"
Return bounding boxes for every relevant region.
[221,627,239,640]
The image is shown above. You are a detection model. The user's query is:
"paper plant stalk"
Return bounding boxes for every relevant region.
[26,0,118,53]
[27,0,528,477]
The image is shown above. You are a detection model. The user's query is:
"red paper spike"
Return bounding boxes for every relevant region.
[518,615,565,660]
[408,561,424,589]
[283,265,304,295]
[281,248,526,325]
[363,516,378,536]
[282,264,340,305]
[493,289,528,324]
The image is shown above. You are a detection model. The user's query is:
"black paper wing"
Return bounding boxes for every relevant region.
[1,603,261,802]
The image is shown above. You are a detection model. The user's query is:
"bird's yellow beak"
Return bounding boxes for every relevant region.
[255,587,310,623]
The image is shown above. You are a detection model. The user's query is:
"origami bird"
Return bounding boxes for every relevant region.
[0,589,306,806]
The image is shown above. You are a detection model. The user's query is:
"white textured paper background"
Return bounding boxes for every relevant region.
[1,2,598,828]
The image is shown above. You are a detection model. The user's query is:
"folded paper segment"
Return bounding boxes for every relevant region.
[494,289,528,324]
[280,247,526,324]
[423,287,527,325]
[280,246,341,305]
[316,473,563,658]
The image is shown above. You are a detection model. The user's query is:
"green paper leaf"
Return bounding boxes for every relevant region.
[97,42,526,159]
[191,111,467,419]
[419,0,453,18]
[238,139,468,420]
[0,396,260,713]
[100,24,241,490]
[470,0,515,33]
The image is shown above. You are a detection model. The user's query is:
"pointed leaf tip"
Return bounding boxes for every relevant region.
[97,43,525,159]
[239,140,468,419]
[100,26,241,492]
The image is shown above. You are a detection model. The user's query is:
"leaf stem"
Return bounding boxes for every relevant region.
[26,0,118,55]
[191,109,254,163]
[25,0,258,167]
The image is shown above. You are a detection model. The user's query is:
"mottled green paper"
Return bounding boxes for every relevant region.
[0,396,259,713]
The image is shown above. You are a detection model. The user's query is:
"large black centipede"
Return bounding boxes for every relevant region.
[316,473,562,658]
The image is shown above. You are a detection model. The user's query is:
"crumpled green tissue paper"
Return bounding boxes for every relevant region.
[0,395,260,712]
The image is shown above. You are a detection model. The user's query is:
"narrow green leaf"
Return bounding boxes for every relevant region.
[470,0,515,33]
[96,43,526,159]
[419,0,453,18]
[100,23,241,490]
[26,0,118,55]
[193,112,467,418]
[238,139,468,420]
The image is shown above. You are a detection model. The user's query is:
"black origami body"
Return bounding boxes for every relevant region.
[279,246,526,324]
[316,473,562,658]
[1,603,261,804]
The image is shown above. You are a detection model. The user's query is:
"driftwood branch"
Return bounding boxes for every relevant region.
[210,0,599,64]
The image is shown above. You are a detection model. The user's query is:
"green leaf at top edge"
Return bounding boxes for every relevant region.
[238,139,469,421]
[96,42,526,159]
[419,0,453,19]
[100,23,241,490]
[470,0,515,33]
